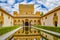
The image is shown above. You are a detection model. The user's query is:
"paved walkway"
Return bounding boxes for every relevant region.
[0,27,22,40]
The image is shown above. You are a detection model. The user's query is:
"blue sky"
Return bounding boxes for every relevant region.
[0,0,60,15]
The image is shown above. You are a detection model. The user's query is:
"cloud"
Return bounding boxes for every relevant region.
[0,0,7,2]
[42,0,60,10]
[0,3,14,15]
[13,3,19,11]
[7,0,15,5]
[35,5,48,14]
[35,0,60,13]
[0,0,60,14]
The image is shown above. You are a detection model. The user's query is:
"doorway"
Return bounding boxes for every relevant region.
[55,21,57,27]
[25,22,29,26]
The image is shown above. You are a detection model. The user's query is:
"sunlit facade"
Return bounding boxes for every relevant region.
[41,6,60,27]
[0,4,60,27]
[13,4,41,26]
[0,4,60,40]
[0,4,41,27]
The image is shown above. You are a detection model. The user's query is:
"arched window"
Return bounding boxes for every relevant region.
[34,30,36,33]
[38,30,40,33]
[45,17,47,19]
[38,20,40,22]
[34,20,36,22]
[54,13,57,16]
[8,16,10,19]
[14,20,16,22]
[38,20,40,24]
[53,13,58,27]
[18,31,20,33]
[18,20,20,22]
[54,21,57,27]
[45,35,47,38]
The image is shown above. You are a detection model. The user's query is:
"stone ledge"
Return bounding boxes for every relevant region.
[0,27,22,40]
[33,27,60,38]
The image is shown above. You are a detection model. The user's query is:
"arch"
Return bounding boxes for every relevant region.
[25,19,29,26]
[38,20,41,25]
[55,21,57,26]
[53,13,58,27]
[34,20,36,25]
[34,20,36,22]
[25,22,29,26]
[25,19,28,22]
[18,20,20,22]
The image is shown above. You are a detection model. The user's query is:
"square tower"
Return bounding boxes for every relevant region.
[19,4,34,15]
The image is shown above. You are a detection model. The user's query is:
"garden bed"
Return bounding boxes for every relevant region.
[0,26,19,35]
[34,25,60,33]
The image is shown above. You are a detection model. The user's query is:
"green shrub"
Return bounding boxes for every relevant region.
[0,26,19,35]
[34,25,60,33]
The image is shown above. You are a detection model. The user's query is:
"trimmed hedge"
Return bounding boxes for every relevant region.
[34,25,60,33]
[0,26,19,35]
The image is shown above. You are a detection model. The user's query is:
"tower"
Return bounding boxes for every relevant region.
[19,4,34,15]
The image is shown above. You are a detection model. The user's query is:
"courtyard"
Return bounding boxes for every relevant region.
[0,25,60,40]
[0,0,60,40]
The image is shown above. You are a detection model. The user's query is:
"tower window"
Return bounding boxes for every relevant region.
[54,13,57,16]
